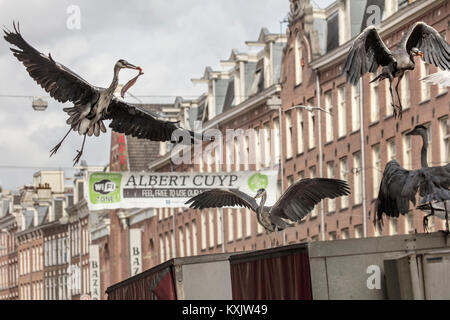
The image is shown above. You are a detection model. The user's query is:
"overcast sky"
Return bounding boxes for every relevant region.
[0,0,334,190]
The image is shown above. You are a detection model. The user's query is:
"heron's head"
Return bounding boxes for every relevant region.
[254,188,266,199]
[115,59,141,71]
[406,124,427,136]
[410,47,424,59]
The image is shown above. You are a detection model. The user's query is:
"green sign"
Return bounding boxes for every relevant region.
[248,173,269,192]
[89,172,122,204]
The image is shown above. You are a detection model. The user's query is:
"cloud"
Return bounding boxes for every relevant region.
[0,0,289,190]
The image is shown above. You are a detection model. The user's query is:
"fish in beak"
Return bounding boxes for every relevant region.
[418,51,424,59]
[121,66,144,98]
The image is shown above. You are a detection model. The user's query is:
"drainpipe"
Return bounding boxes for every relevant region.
[315,71,325,241]
[359,78,368,237]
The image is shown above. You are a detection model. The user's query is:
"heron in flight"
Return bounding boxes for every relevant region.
[421,70,450,87]
[342,22,450,118]
[375,125,450,232]
[4,22,207,165]
[186,178,350,232]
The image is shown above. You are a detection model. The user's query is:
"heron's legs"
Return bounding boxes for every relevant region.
[73,134,87,166]
[423,202,435,233]
[388,77,399,119]
[444,201,449,234]
[394,75,404,119]
[49,127,72,157]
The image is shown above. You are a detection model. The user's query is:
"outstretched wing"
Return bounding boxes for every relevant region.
[342,25,394,85]
[106,98,207,143]
[271,178,350,222]
[400,22,450,71]
[376,161,450,222]
[376,160,416,222]
[185,189,259,212]
[421,70,450,87]
[3,22,98,105]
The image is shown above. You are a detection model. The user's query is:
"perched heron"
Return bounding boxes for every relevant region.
[3,22,208,165]
[375,125,450,232]
[342,22,450,119]
[421,70,450,87]
[186,178,350,232]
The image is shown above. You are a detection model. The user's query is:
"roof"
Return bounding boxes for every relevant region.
[124,103,175,171]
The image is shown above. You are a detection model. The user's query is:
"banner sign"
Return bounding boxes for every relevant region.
[89,245,100,300]
[85,170,278,210]
[129,229,142,276]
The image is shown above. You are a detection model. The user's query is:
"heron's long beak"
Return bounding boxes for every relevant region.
[125,62,141,70]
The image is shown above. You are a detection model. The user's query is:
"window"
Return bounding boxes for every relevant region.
[389,218,398,235]
[273,119,281,165]
[353,152,362,205]
[263,123,271,167]
[405,213,414,234]
[217,209,223,245]
[403,132,412,170]
[420,60,431,101]
[400,72,411,109]
[296,109,304,154]
[310,166,318,217]
[372,144,381,199]
[235,136,241,171]
[254,127,261,170]
[165,233,170,260]
[185,224,191,257]
[385,0,398,17]
[178,228,184,257]
[325,91,333,142]
[425,123,432,165]
[285,112,293,158]
[440,116,449,164]
[287,175,294,187]
[351,83,361,131]
[338,0,350,45]
[374,220,382,237]
[326,162,336,213]
[192,221,198,256]
[295,33,303,85]
[208,209,215,248]
[385,81,393,117]
[201,211,207,250]
[339,157,349,209]
[370,74,379,122]
[227,210,234,242]
[329,231,337,240]
[387,137,396,161]
[245,208,251,238]
[308,108,316,149]
[354,225,363,238]
[337,85,346,137]
[236,209,243,240]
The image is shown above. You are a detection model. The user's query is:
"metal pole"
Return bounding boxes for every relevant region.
[359,78,368,237]
[170,162,177,258]
[316,71,325,241]
[278,105,286,246]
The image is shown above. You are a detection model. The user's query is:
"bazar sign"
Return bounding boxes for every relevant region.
[86,170,278,210]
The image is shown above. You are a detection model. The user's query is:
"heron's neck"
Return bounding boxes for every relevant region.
[107,67,120,94]
[420,132,429,168]
[257,193,267,213]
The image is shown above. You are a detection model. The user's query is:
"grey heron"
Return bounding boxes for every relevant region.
[375,125,450,232]
[342,22,450,119]
[3,22,208,165]
[185,178,350,232]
